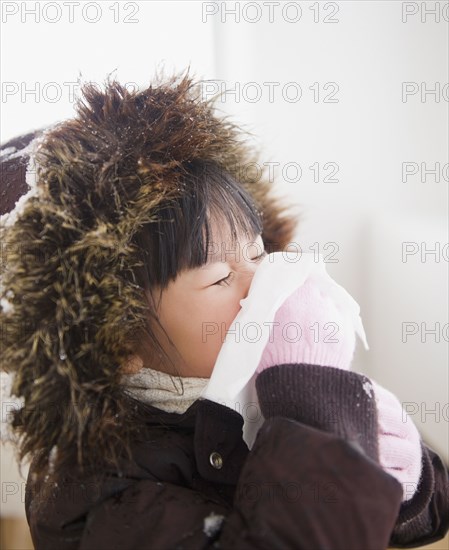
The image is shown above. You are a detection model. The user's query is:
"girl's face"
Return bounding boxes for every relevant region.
[145,222,266,378]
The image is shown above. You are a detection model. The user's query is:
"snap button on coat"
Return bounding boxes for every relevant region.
[209,451,223,469]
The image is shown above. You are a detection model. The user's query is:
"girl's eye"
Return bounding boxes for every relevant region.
[214,252,266,286]
[253,251,267,262]
[214,272,234,286]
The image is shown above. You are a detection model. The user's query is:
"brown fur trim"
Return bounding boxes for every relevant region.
[0,68,300,477]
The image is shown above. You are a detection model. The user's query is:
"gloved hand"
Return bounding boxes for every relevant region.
[253,273,423,504]
[256,276,357,374]
[372,380,423,502]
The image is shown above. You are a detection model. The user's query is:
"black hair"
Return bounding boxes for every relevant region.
[128,159,264,376]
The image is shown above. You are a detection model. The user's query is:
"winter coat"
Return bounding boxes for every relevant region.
[25,363,449,550]
[1,74,448,550]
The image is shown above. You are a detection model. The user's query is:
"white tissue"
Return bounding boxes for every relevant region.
[200,251,369,450]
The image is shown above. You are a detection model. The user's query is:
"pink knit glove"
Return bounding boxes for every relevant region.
[372,380,423,502]
[256,277,356,374]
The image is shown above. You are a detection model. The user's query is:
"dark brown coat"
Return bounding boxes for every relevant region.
[25,364,449,549]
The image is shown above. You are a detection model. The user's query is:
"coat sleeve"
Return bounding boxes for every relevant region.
[73,416,402,550]
[388,442,449,548]
[255,363,449,549]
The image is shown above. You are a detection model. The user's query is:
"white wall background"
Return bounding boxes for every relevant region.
[1,0,448,518]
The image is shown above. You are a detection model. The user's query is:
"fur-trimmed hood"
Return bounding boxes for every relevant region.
[0,69,299,476]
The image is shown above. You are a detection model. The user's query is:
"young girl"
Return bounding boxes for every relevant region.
[0,70,447,550]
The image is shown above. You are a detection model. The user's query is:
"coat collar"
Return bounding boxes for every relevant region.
[128,395,250,485]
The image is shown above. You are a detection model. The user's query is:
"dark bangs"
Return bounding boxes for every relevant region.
[131,160,264,293]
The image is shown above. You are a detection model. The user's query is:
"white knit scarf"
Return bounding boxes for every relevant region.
[120,366,210,414]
